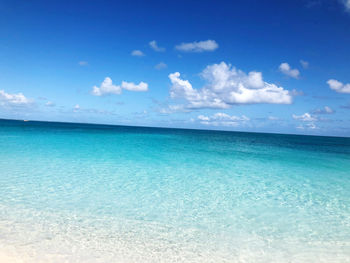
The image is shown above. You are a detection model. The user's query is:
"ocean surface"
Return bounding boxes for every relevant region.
[0,119,349,262]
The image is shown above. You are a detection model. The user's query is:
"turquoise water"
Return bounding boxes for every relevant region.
[0,119,349,262]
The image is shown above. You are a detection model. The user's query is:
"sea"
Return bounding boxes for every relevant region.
[0,119,349,262]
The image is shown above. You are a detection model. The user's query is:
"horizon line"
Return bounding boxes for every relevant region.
[0,117,349,139]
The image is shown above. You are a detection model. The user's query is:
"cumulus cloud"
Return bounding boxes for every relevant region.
[131,50,145,57]
[92,77,121,96]
[121,81,148,91]
[300,60,309,69]
[149,40,165,52]
[155,62,167,70]
[0,90,32,107]
[279,63,300,78]
[292,112,317,122]
[327,79,350,93]
[293,112,318,130]
[197,112,249,127]
[175,40,218,52]
[92,77,148,96]
[168,62,292,110]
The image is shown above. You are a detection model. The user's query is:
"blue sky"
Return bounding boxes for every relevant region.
[1,0,350,136]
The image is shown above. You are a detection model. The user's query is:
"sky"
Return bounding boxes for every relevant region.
[0,0,350,136]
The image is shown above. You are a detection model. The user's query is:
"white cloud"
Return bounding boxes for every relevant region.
[71,104,117,116]
[307,123,318,129]
[197,115,210,121]
[324,106,334,113]
[121,81,148,91]
[168,62,292,109]
[290,89,304,96]
[292,112,317,122]
[327,79,350,93]
[197,112,249,127]
[45,101,55,107]
[0,90,32,106]
[159,104,189,114]
[92,77,122,96]
[175,40,218,52]
[78,61,88,66]
[131,50,145,57]
[293,113,319,130]
[92,77,148,96]
[149,40,165,52]
[313,106,334,114]
[297,122,318,130]
[300,60,309,69]
[340,0,350,11]
[155,62,167,70]
[279,63,300,78]
[268,116,279,120]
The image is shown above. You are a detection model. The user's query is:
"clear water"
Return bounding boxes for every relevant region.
[0,119,349,262]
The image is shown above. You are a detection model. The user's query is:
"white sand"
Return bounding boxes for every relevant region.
[0,250,25,263]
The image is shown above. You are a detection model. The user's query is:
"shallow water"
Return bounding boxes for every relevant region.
[0,120,349,262]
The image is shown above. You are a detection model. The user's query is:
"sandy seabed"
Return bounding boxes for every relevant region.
[0,250,25,263]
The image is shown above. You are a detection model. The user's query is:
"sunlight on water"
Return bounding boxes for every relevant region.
[0,120,349,262]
